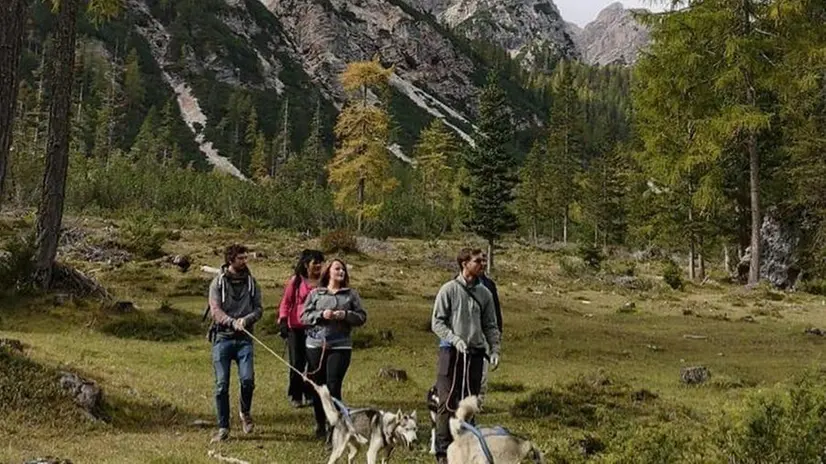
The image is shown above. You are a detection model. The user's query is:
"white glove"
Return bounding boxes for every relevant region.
[453,339,467,353]
[490,353,500,371]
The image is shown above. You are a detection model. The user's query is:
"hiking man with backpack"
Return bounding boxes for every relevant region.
[207,244,263,443]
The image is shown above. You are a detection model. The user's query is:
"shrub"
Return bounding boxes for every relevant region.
[0,234,36,295]
[662,260,684,290]
[118,216,167,260]
[559,256,590,279]
[321,229,358,254]
[577,242,604,270]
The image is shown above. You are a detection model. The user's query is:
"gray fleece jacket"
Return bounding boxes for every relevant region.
[301,287,367,349]
[431,275,501,355]
[208,265,263,341]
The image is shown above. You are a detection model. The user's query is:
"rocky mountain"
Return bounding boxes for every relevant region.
[573,2,650,66]
[109,0,554,177]
[410,0,580,67]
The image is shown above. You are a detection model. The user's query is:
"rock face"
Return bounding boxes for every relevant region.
[737,213,801,289]
[59,372,107,420]
[436,0,580,66]
[574,2,650,66]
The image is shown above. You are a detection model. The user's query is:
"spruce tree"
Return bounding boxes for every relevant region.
[514,141,548,244]
[461,71,517,271]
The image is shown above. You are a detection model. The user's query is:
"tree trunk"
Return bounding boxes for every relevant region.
[33,0,80,289]
[357,176,365,233]
[724,244,731,275]
[688,238,696,281]
[0,0,29,210]
[562,206,568,244]
[747,131,760,285]
[487,239,494,274]
[688,207,695,280]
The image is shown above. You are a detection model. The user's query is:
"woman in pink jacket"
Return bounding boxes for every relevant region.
[278,249,325,408]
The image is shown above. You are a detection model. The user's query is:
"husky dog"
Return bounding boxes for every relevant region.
[426,385,440,454]
[448,395,544,464]
[316,385,419,464]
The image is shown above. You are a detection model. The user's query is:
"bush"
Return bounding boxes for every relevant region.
[559,256,591,279]
[577,242,604,270]
[662,260,684,290]
[321,229,358,254]
[118,216,167,260]
[99,304,204,342]
[0,234,35,295]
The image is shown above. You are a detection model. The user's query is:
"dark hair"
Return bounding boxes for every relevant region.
[293,249,325,291]
[456,248,484,270]
[319,258,349,288]
[224,244,249,265]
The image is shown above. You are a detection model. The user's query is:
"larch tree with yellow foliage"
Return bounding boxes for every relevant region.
[329,58,398,232]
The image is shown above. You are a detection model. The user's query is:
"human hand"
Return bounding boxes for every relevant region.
[490,353,500,371]
[333,310,346,320]
[278,318,289,339]
[454,339,467,353]
[322,309,335,320]
[233,318,247,332]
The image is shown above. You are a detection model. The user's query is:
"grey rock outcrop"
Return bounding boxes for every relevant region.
[574,2,650,66]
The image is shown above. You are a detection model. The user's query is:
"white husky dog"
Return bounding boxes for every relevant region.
[448,395,544,464]
[316,385,419,464]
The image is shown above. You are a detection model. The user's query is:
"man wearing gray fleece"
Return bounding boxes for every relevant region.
[431,248,501,464]
[207,244,263,443]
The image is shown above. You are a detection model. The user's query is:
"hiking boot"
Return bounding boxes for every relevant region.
[210,428,229,443]
[300,398,313,408]
[240,412,254,434]
[289,398,302,408]
[314,425,327,441]
[435,455,448,464]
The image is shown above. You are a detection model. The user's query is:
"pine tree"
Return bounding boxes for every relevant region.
[123,48,144,110]
[250,131,268,182]
[413,118,457,215]
[545,61,584,244]
[514,141,548,244]
[580,146,628,247]
[328,58,398,232]
[130,106,159,161]
[0,0,28,209]
[461,71,518,271]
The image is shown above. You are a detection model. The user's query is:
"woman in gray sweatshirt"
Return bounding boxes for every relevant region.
[301,258,367,439]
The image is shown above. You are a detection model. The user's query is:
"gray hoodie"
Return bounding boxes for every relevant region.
[301,287,367,349]
[208,265,263,341]
[431,275,500,356]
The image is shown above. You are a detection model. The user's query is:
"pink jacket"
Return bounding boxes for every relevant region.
[278,276,315,329]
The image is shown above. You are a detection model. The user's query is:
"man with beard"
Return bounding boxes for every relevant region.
[207,244,263,443]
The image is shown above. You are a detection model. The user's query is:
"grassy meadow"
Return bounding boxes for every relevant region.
[3,214,826,463]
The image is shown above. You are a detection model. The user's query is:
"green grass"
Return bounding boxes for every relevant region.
[4,216,826,462]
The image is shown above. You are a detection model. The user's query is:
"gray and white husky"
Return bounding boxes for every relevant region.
[316,385,419,464]
[448,395,544,464]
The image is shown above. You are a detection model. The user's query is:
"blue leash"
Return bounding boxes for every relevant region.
[331,396,368,443]
[460,421,510,464]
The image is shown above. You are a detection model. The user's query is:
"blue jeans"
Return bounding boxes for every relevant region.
[213,338,255,429]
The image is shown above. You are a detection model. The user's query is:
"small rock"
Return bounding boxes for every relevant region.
[630,389,659,402]
[24,458,73,464]
[191,419,212,428]
[617,302,636,314]
[53,293,71,306]
[645,344,661,351]
[682,309,694,316]
[378,367,408,382]
[112,301,135,313]
[58,371,107,420]
[805,327,825,336]
[0,338,26,354]
[740,315,757,323]
[680,366,711,385]
[171,255,191,272]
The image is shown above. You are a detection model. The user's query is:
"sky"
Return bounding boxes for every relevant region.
[555,1,666,27]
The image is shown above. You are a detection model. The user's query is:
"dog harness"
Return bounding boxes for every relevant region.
[331,396,369,444]
[460,421,512,464]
